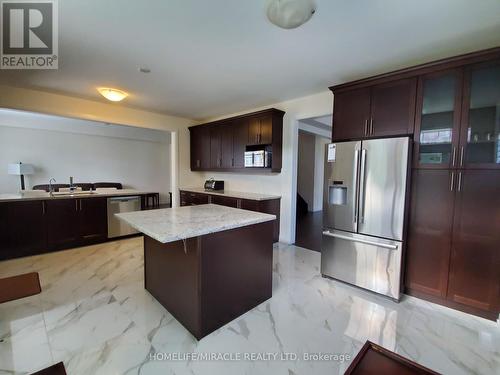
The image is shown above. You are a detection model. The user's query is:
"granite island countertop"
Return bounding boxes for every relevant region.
[179,187,281,201]
[0,189,158,203]
[115,203,276,243]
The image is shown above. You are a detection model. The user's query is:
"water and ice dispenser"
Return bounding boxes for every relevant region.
[328,182,347,206]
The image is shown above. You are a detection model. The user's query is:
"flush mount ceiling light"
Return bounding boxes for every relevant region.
[267,0,316,29]
[97,88,128,102]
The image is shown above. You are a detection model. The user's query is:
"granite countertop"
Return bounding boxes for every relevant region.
[180,187,281,201]
[115,203,276,243]
[0,189,157,203]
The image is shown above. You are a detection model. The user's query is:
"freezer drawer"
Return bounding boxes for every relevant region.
[321,229,402,300]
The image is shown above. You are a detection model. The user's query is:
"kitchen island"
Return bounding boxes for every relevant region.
[116,204,276,339]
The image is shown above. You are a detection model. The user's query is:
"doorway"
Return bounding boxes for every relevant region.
[295,115,331,251]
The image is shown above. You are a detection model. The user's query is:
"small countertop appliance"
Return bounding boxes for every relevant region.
[204,179,224,191]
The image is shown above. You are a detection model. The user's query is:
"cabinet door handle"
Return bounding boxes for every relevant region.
[364,119,368,136]
[232,157,234,167]
[42,201,45,215]
[451,147,457,167]
[459,146,464,167]
[450,172,455,192]
[370,118,374,135]
[80,200,83,211]
[75,200,78,211]
[457,172,462,192]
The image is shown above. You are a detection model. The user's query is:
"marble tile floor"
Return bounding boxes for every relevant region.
[0,237,498,375]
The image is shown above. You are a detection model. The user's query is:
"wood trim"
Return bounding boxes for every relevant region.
[330,47,500,93]
[189,108,285,130]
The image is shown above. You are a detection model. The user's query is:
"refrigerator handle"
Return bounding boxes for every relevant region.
[322,230,398,250]
[359,149,367,223]
[353,149,360,231]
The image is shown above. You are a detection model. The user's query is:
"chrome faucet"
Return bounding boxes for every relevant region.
[69,176,76,192]
[49,178,56,196]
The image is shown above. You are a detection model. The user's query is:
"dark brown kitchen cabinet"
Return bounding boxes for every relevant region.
[221,122,235,168]
[190,126,210,170]
[180,191,209,206]
[406,170,455,298]
[209,125,222,168]
[233,120,248,168]
[210,195,238,208]
[332,88,371,141]
[331,79,416,141]
[1,201,47,260]
[369,78,416,137]
[248,115,272,145]
[459,61,500,170]
[189,108,284,173]
[179,190,281,242]
[413,69,463,169]
[46,199,79,250]
[406,169,500,320]
[46,198,108,250]
[79,198,108,245]
[448,170,500,314]
[0,204,8,260]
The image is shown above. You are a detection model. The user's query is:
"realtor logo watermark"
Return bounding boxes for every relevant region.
[1,0,58,69]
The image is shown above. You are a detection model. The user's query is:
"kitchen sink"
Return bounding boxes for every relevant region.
[51,191,98,196]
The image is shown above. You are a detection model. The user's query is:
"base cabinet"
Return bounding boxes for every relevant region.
[406,170,454,298]
[46,199,79,250]
[447,170,500,313]
[1,201,47,260]
[180,191,280,242]
[0,194,143,261]
[406,169,500,320]
[79,198,108,245]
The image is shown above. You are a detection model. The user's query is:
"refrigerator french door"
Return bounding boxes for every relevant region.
[321,137,409,300]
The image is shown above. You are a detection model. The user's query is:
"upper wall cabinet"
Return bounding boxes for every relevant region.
[331,78,416,141]
[332,88,371,141]
[190,126,210,171]
[414,69,463,169]
[189,108,285,173]
[459,61,500,169]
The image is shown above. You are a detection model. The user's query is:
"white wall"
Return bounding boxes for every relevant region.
[297,131,315,210]
[0,110,172,203]
[313,135,330,212]
[186,91,333,243]
[0,85,203,207]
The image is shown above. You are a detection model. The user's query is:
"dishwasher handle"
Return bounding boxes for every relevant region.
[108,196,141,203]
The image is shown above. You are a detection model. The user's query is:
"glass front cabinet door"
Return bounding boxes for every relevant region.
[414,70,462,168]
[460,61,500,169]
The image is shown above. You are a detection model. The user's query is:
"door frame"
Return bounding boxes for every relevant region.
[291,116,332,244]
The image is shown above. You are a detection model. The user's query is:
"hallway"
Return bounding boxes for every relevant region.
[295,211,323,252]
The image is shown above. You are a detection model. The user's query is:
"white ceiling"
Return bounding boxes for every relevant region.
[1,0,500,120]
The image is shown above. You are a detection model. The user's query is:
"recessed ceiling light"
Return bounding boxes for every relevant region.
[267,0,316,29]
[139,67,151,73]
[97,88,128,102]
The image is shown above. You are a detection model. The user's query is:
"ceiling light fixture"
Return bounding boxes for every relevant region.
[267,0,316,29]
[97,88,128,102]
[139,67,151,73]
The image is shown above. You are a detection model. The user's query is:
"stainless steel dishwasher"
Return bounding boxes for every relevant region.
[107,196,141,238]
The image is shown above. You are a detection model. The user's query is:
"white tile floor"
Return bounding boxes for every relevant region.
[0,237,498,374]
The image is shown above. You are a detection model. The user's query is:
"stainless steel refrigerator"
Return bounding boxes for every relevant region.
[321,137,410,301]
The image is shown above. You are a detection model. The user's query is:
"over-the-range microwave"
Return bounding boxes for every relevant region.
[244,150,271,168]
